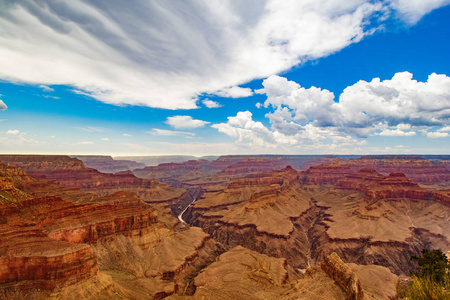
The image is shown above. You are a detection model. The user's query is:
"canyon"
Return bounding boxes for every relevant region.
[0,154,448,299]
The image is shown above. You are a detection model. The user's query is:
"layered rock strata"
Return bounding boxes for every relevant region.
[0,155,187,215]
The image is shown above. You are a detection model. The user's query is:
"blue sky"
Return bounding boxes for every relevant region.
[0,1,449,156]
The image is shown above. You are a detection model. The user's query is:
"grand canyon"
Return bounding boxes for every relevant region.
[1,2,450,299]
[0,154,448,299]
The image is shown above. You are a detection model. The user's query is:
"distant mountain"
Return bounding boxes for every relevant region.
[115,155,219,166]
[72,155,145,173]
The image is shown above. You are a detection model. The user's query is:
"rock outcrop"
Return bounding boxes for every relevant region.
[321,252,364,300]
[303,160,355,184]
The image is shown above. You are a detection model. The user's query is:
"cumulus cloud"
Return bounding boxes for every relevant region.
[337,72,450,129]
[261,72,450,136]
[202,99,222,108]
[0,1,447,109]
[6,129,21,135]
[166,116,210,129]
[421,130,449,138]
[214,71,450,150]
[378,129,416,136]
[212,111,366,151]
[438,126,450,132]
[149,129,195,136]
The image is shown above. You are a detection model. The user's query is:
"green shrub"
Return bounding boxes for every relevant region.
[397,274,450,300]
[398,249,450,300]
[410,249,450,284]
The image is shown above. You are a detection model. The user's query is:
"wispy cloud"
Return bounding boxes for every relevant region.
[202,99,222,108]
[39,84,54,92]
[74,126,105,132]
[73,141,94,145]
[0,99,7,111]
[149,129,195,136]
[0,1,446,109]
[123,133,132,137]
[3,129,44,145]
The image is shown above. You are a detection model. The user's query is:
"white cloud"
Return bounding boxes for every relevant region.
[149,129,195,136]
[42,95,59,99]
[202,99,222,108]
[259,72,450,137]
[378,129,416,136]
[212,86,253,98]
[438,126,450,132]
[0,100,7,110]
[390,0,450,24]
[39,84,54,92]
[214,71,450,150]
[212,111,365,151]
[166,115,210,129]
[6,129,21,135]
[101,137,110,141]
[2,129,45,146]
[338,72,450,129]
[422,131,449,138]
[123,133,132,137]
[0,1,446,109]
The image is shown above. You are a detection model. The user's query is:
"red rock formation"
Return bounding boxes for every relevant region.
[365,172,433,201]
[0,155,187,214]
[338,155,449,188]
[303,160,355,184]
[0,206,99,290]
[184,161,450,276]
[218,158,280,175]
[41,193,159,244]
[336,168,385,191]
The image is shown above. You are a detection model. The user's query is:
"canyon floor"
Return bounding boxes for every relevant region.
[0,154,448,299]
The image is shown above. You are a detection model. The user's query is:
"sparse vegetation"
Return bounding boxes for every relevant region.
[397,249,450,300]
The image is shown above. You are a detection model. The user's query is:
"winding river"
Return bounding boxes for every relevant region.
[178,197,198,223]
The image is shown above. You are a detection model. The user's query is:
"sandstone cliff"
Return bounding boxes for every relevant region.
[0,155,187,215]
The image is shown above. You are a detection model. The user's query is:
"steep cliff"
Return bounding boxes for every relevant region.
[0,155,187,215]
[338,155,450,189]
